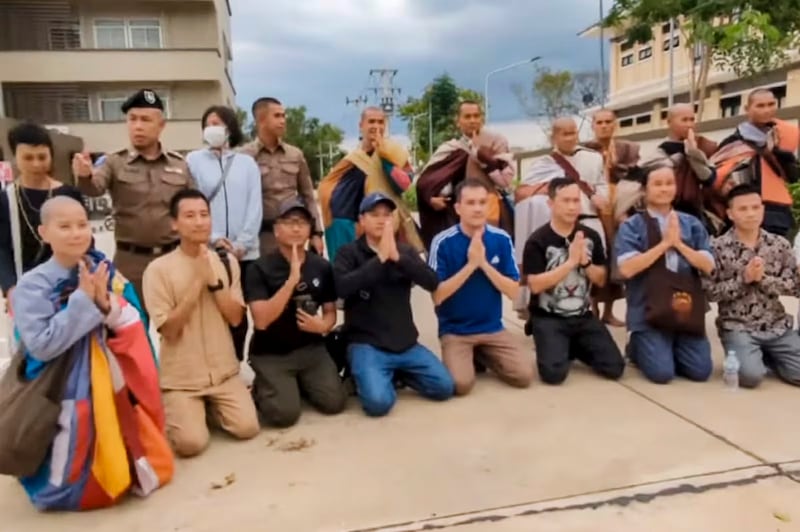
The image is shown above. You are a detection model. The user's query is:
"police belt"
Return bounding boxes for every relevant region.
[260,219,276,234]
[116,241,179,256]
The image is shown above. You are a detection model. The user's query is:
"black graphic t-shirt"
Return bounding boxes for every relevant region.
[244,251,336,356]
[522,223,605,318]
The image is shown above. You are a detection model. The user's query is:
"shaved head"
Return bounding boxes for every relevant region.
[552,117,577,135]
[38,195,92,261]
[40,196,86,226]
[592,109,617,141]
[747,88,776,106]
[360,106,384,122]
[666,103,694,121]
[746,88,778,125]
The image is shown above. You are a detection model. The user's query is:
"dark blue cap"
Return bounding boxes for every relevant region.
[359,192,396,214]
[278,196,313,220]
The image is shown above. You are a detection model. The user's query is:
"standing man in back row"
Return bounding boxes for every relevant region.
[240,97,324,255]
[72,88,195,304]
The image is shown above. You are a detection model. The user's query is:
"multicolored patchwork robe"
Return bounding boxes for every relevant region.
[13,250,172,511]
[318,138,423,261]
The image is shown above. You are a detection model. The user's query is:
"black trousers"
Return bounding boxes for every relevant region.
[531,313,625,385]
[231,260,253,361]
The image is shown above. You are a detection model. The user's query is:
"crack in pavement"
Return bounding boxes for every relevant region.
[350,467,787,532]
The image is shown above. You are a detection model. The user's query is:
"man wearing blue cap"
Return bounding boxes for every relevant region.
[333,192,455,417]
[72,88,194,304]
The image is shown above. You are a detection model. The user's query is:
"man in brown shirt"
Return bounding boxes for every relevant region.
[142,189,259,457]
[71,89,195,302]
[239,97,324,256]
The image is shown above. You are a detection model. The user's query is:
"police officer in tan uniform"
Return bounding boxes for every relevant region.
[239,97,324,256]
[71,88,194,302]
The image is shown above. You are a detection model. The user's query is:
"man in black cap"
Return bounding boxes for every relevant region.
[244,196,346,427]
[71,88,194,307]
[333,192,455,417]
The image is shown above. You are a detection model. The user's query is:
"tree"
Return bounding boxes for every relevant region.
[398,73,483,166]
[513,67,604,133]
[281,106,345,184]
[604,0,800,120]
[235,106,253,143]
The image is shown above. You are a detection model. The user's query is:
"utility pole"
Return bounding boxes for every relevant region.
[316,141,339,177]
[368,68,401,134]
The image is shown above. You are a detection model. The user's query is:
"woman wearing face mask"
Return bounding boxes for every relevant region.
[186,105,262,361]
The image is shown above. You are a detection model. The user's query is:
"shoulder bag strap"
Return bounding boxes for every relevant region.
[6,185,22,282]
[551,152,595,199]
[207,154,236,203]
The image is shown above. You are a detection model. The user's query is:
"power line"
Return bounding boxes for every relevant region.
[367,68,401,133]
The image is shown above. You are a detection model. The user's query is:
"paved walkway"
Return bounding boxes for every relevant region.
[1,231,799,531]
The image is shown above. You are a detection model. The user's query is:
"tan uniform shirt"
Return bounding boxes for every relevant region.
[239,139,323,232]
[142,247,243,391]
[77,147,194,246]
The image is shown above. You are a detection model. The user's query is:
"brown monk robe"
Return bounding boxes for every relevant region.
[416,101,515,250]
[582,109,640,327]
[640,104,720,235]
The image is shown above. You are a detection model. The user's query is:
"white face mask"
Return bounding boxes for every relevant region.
[203,125,228,148]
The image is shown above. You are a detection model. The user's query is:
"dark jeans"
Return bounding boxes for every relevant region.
[531,313,625,385]
[628,327,712,384]
[249,343,347,428]
[231,260,253,361]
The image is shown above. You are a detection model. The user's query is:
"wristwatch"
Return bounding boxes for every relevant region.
[208,279,224,292]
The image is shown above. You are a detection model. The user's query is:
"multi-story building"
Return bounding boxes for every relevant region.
[579,20,800,139]
[0,0,235,154]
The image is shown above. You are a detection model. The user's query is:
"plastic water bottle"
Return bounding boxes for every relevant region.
[723,350,740,390]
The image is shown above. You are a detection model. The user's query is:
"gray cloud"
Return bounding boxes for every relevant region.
[231,0,605,135]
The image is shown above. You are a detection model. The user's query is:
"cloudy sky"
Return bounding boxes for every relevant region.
[231,0,605,139]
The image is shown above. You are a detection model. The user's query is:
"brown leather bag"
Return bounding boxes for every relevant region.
[0,348,76,477]
[642,213,706,336]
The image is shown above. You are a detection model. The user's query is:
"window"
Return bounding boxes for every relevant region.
[59,98,90,122]
[720,95,741,118]
[661,110,668,121]
[663,35,680,51]
[94,19,162,49]
[771,85,787,108]
[48,24,81,49]
[129,20,162,48]
[99,97,126,121]
[619,118,634,128]
[638,46,653,60]
[620,40,634,52]
[95,20,126,48]
[635,114,652,125]
[661,20,680,34]
[621,54,634,67]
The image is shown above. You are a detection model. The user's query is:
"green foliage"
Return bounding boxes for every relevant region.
[603,0,800,78]
[402,184,418,212]
[398,73,483,166]
[513,68,603,129]
[234,106,252,142]
[280,106,345,184]
[789,181,800,240]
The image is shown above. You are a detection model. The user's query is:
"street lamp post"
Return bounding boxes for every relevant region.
[484,56,541,123]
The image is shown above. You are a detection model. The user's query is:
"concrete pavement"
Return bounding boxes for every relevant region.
[1,230,799,531]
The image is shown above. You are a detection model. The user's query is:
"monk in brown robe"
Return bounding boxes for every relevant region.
[640,104,720,235]
[582,109,639,327]
[416,101,514,250]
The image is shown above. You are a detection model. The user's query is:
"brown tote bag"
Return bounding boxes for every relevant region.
[642,214,706,337]
[0,348,76,477]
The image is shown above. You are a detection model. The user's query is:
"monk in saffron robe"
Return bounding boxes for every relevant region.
[582,109,639,326]
[711,89,799,238]
[416,101,515,250]
[318,106,422,261]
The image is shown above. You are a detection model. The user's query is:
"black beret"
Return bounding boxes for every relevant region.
[120,89,164,113]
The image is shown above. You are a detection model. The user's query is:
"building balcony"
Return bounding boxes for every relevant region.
[0,48,225,84]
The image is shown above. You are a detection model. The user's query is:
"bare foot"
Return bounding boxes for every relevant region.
[603,314,625,327]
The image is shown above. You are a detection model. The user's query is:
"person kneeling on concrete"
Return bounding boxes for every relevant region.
[333,193,455,417]
[245,198,346,427]
[615,166,715,384]
[522,178,625,384]
[143,190,259,457]
[705,185,800,388]
[429,178,534,395]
